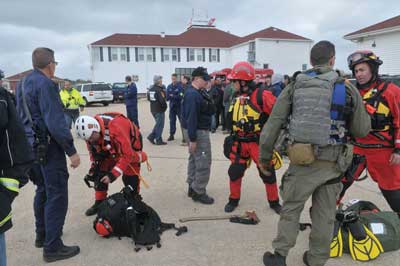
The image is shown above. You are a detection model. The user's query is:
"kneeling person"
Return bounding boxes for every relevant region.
[75,112,146,216]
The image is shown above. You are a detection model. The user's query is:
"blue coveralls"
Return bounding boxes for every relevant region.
[15,69,77,253]
[166,82,183,136]
[125,82,139,127]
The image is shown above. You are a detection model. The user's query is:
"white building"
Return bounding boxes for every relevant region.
[344,15,400,75]
[88,18,313,92]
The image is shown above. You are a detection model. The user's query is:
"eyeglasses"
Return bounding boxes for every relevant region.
[51,61,59,66]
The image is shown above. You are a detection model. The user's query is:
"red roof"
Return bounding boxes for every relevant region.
[236,27,311,45]
[5,69,64,81]
[345,15,400,38]
[91,26,310,48]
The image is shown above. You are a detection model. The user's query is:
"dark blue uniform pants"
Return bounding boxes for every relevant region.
[126,105,139,128]
[32,141,69,253]
[169,105,181,135]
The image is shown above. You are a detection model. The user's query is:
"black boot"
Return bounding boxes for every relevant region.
[85,200,103,216]
[263,251,287,266]
[167,135,174,141]
[155,140,167,145]
[224,198,239,213]
[191,191,214,205]
[147,135,155,144]
[303,251,311,266]
[269,201,282,215]
[43,244,80,263]
[187,186,194,197]
[35,233,45,248]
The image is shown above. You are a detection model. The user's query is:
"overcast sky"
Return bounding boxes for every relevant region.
[0,0,398,79]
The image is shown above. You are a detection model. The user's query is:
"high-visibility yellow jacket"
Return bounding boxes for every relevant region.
[60,88,85,110]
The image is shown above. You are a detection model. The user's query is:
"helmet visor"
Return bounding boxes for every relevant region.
[347,51,377,68]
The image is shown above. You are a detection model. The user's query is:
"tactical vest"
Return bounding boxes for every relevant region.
[91,112,142,161]
[362,82,391,132]
[289,71,348,146]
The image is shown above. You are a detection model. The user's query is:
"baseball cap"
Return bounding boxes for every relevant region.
[192,67,210,81]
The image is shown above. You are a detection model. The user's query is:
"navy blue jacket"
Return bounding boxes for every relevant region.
[182,86,215,142]
[125,82,138,107]
[166,82,184,108]
[15,69,76,156]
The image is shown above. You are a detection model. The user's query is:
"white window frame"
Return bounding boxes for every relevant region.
[189,48,195,61]
[210,48,218,62]
[138,48,145,61]
[196,49,203,61]
[120,48,127,61]
[171,48,178,61]
[146,48,153,62]
[163,48,170,62]
[92,47,101,62]
[111,47,119,61]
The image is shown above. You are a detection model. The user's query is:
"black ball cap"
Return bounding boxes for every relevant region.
[192,67,210,81]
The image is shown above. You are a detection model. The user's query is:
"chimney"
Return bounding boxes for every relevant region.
[160,32,165,38]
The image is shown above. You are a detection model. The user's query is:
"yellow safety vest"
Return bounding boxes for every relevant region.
[363,85,391,132]
[0,177,20,228]
[60,88,85,110]
[229,96,263,133]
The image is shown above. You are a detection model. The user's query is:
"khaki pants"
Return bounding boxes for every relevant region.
[272,161,342,266]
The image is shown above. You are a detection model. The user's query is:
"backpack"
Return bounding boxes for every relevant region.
[94,186,187,251]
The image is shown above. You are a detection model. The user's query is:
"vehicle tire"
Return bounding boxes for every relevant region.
[103,102,109,106]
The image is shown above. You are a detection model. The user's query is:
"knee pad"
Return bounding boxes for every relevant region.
[258,168,277,184]
[381,188,400,213]
[228,164,246,181]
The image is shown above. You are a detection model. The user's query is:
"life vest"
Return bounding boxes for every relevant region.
[91,112,142,160]
[362,82,391,132]
[229,90,265,135]
[289,70,348,146]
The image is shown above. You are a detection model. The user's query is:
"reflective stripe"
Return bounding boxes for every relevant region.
[113,166,123,176]
[0,212,12,227]
[0,178,20,193]
[395,140,400,144]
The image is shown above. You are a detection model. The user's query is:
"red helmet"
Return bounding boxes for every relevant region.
[94,218,113,237]
[228,61,255,81]
[347,50,382,70]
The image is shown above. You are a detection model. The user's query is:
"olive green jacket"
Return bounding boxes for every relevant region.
[259,66,371,165]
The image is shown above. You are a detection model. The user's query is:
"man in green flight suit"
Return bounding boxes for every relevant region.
[259,40,371,266]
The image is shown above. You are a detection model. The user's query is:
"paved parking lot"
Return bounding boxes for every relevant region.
[6,100,400,266]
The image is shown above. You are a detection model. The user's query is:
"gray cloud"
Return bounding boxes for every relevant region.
[0,0,398,79]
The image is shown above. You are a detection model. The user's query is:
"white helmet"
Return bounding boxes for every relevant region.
[75,115,100,140]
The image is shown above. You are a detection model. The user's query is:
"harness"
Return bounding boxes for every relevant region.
[91,112,142,161]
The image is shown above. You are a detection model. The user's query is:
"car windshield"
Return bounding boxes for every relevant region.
[92,84,111,91]
[113,83,127,89]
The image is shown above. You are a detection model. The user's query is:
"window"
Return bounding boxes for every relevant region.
[189,48,195,61]
[111,48,118,61]
[138,48,145,61]
[146,48,153,61]
[171,48,178,61]
[120,48,127,61]
[91,47,101,62]
[175,68,197,81]
[163,48,170,61]
[302,64,307,71]
[249,42,255,52]
[196,49,203,61]
[210,49,218,62]
[263,64,269,69]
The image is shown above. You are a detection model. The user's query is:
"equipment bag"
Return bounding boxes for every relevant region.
[94,186,187,251]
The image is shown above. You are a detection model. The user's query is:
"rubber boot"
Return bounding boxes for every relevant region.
[263,251,287,266]
[85,200,103,216]
[224,198,239,213]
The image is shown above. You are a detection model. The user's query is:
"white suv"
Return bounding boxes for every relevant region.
[75,83,113,106]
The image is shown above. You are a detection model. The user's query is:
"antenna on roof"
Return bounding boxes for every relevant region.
[188,8,215,29]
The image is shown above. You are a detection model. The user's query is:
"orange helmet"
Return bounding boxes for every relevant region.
[94,218,113,237]
[347,50,382,70]
[228,61,255,81]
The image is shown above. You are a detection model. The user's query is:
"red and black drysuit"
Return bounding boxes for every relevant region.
[226,88,279,207]
[87,112,145,201]
[340,80,400,213]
